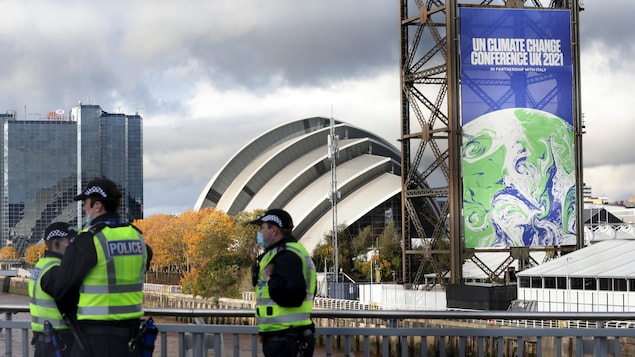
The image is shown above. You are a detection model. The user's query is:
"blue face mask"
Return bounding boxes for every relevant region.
[257,232,269,248]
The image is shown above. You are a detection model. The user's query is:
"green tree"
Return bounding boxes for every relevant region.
[351,226,373,257]
[312,225,353,277]
[376,222,402,282]
[348,222,403,282]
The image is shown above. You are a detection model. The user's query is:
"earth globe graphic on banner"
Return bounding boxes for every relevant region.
[462,108,576,248]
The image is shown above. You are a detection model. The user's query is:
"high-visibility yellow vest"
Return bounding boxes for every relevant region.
[255,242,316,333]
[77,225,147,321]
[29,256,68,332]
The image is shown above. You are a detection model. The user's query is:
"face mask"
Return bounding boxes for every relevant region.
[84,200,94,226]
[85,206,94,225]
[257,232,269,249]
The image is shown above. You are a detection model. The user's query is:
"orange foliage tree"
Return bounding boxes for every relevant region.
[134,208,262,298]
[179,208,258,298]
[24,244,47,266]
[134,214,187,284]
[0,246,19,259]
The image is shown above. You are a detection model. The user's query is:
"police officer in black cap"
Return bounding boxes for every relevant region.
[29,222,77,357]
[250,209,317,356]
[54,178,152,357]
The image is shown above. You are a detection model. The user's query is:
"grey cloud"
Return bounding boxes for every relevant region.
[2,0,634,211]
[181,2,399,89]
[580,1,635,69]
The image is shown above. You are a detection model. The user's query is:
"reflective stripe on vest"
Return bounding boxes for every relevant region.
[31,316,66,328]
[28,257,68,332]
[255,242,316,332]
[77,225,147,321]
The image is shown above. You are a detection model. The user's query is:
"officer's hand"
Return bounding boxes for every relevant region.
[263,264,274,279]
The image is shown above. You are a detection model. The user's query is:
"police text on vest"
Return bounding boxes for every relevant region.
[108,240,143,256]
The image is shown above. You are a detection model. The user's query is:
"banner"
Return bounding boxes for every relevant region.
[460,7,576,248]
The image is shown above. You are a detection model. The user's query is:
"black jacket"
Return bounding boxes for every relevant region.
[261,233,310,308]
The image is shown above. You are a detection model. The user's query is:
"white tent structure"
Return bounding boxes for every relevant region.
[516,239,635,312]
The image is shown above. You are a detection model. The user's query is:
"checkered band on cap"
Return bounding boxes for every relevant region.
[249,209,293,229]
[260,214,284,228]
[83,186,108,198]
[46,229,70,241]
[74,178,121,202]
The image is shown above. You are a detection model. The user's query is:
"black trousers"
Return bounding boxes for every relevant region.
[262,330,315,357]
[70,323,141,357]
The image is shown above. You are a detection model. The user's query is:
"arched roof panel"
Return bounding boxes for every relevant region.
[195,117,332,209]
[196,116,441,254]
[297,173,402,253]
[276,154,396,240]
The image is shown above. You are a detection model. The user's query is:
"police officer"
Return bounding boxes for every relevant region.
[29,222,77,357]
[54,178,152,357]
[250,209,317,357]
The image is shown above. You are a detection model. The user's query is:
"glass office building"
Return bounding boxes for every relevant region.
[0,104,143,254]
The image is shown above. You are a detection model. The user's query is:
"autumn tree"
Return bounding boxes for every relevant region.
[178,208,261,298]
[134,213,185,284]
[231,210,262,264]
[134,208,286,299]
[24,244,47,266]
[0,246,19,259]
[358,253,392,283]
[231,210,264,293]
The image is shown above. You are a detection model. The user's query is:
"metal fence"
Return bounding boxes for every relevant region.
[4,305,635,356]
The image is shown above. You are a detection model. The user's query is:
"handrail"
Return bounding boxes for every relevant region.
[4,303,635,322]
[5,304,635,356]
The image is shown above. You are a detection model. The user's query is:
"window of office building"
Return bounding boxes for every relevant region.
[5,120,76,251]
[1,105,143,254]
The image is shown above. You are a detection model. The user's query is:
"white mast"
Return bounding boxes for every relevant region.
[328,115,340,283]
[75,102,83,229]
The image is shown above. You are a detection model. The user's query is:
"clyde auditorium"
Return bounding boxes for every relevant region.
[194,116,440,254]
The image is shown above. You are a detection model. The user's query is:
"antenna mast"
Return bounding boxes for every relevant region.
[328,115,340,283]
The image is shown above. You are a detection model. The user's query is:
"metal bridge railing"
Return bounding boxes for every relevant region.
[4,305,635,357]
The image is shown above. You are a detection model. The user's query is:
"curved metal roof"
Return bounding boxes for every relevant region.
[195,117,439,253]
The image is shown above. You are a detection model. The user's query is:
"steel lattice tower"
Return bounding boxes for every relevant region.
[399,0,584,287]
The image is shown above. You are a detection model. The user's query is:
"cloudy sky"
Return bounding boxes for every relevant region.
[1,0,633,217]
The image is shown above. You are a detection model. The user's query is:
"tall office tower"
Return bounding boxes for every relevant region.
[0,104,143,254]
